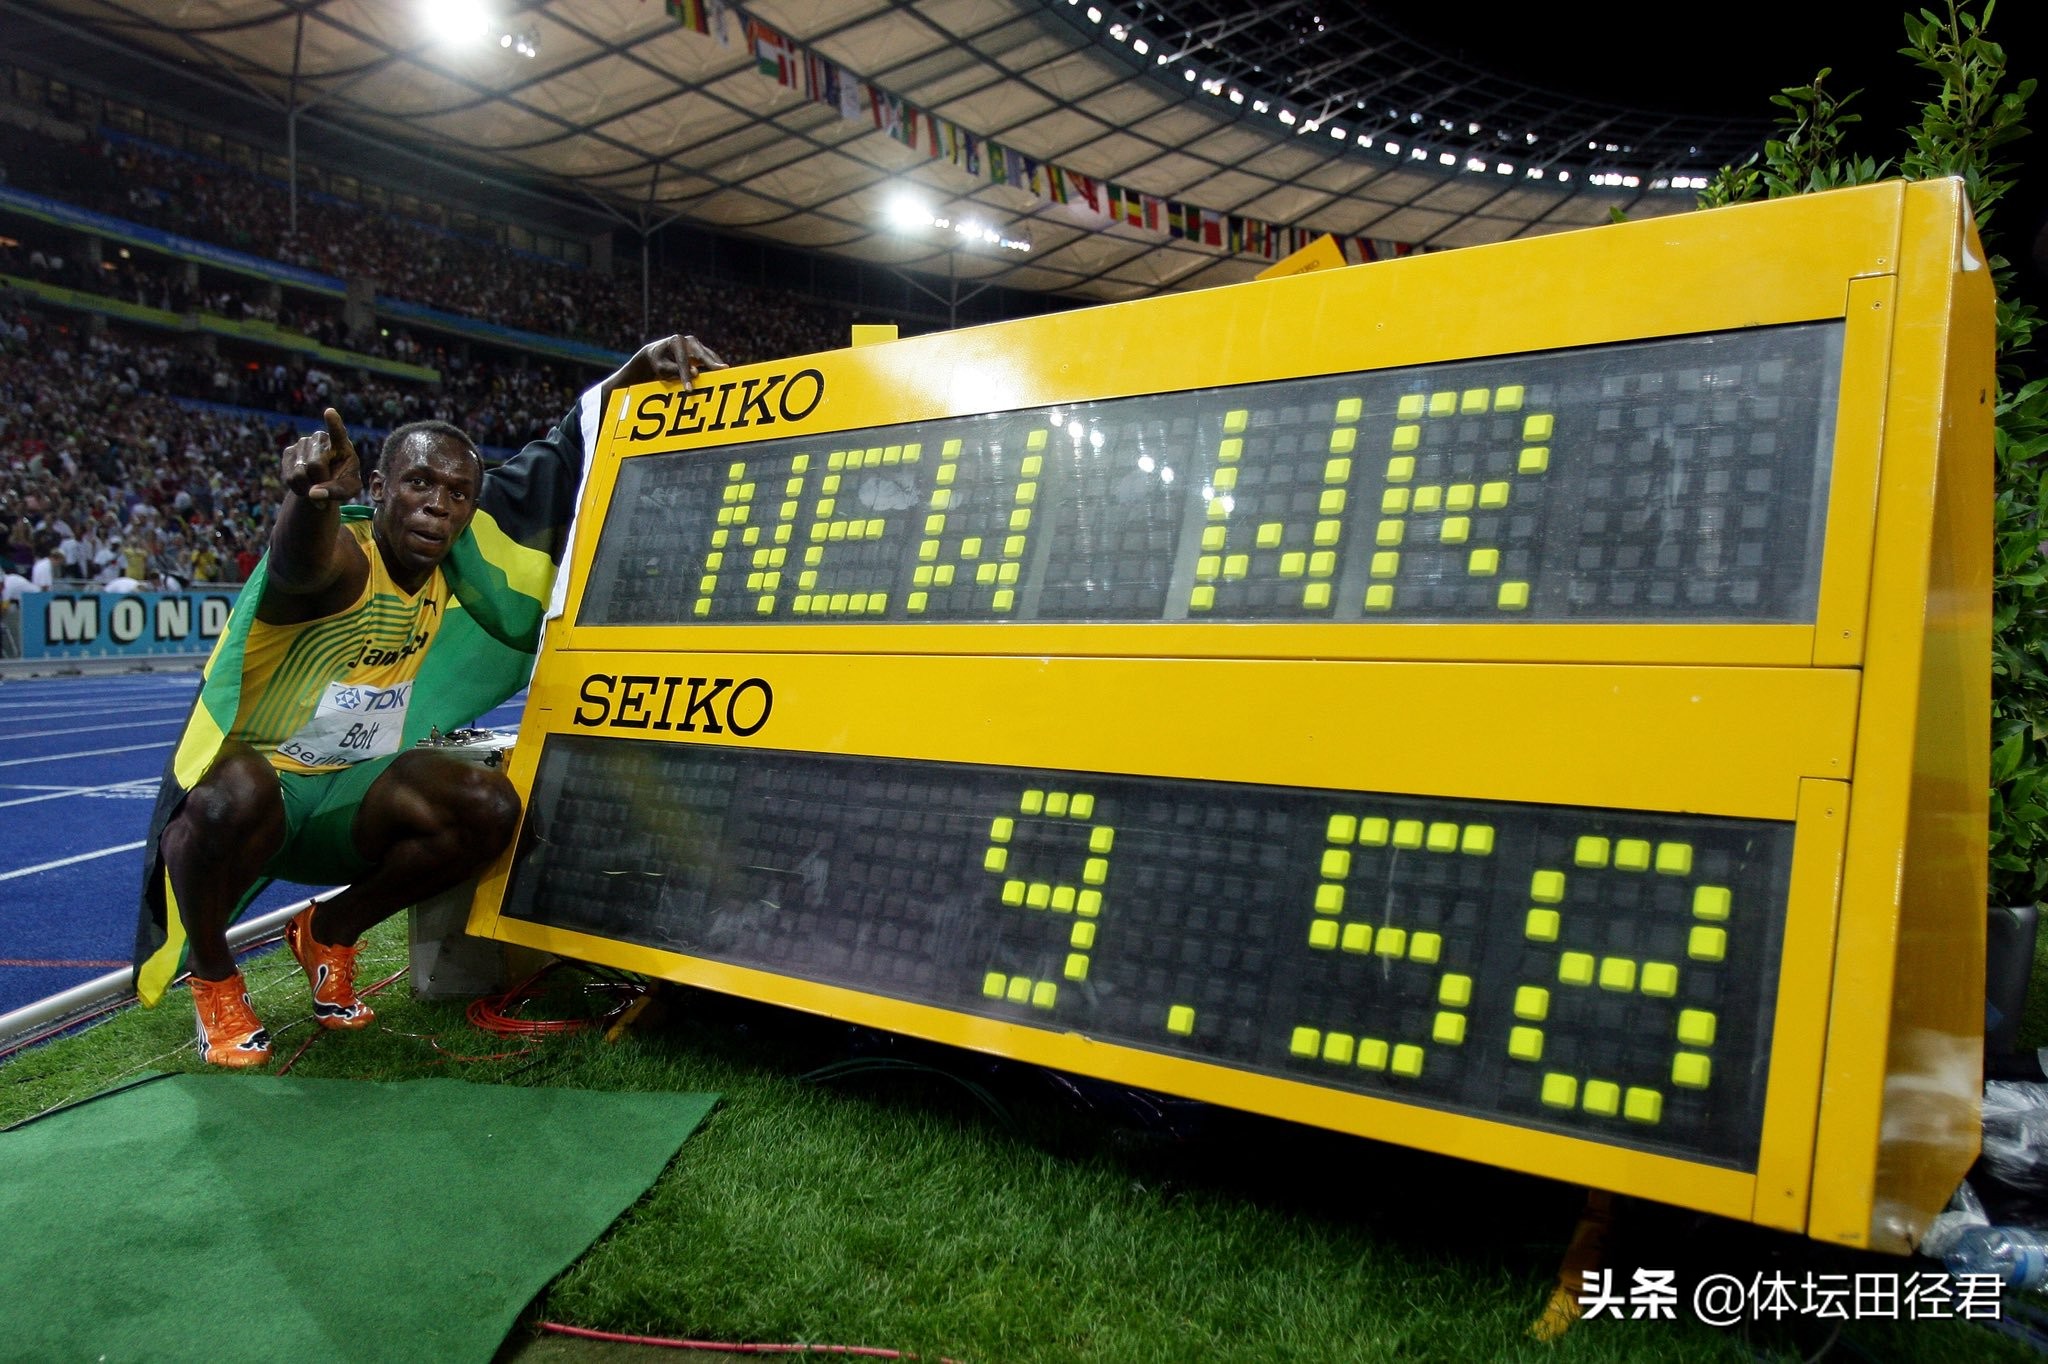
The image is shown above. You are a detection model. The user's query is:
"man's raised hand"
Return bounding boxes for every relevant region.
[283,408,363,506]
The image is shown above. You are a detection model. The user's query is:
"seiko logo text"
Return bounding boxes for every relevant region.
[573,674,773,737]
[627,369,825,441]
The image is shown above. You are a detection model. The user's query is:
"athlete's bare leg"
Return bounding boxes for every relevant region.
[157,741,287,981]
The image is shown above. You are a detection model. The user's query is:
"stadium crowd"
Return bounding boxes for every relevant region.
[1,121,859,364]
[0,98,888,655]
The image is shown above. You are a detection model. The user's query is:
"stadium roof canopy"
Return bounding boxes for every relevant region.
[7,0,1773,304]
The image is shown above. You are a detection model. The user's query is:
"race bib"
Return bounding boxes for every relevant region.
[275,681,412,769]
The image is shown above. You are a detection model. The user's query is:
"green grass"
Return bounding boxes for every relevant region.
[3,921,2034,1364]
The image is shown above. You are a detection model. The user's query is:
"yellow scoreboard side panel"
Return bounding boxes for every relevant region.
[1810,179,1995,1252]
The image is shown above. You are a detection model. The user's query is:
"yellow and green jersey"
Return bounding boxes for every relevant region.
[230,518,452,774]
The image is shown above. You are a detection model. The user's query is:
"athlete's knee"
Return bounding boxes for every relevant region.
[171,748,283,849]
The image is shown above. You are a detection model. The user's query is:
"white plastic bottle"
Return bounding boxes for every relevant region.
[1944,1224,2048,1289]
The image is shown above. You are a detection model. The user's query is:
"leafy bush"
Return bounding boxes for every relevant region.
[1700,2,2046,905]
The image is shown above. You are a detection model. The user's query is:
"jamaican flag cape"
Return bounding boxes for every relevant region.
[131,392,602,1005]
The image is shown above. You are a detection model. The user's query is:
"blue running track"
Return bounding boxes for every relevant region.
[0,668,525,1019]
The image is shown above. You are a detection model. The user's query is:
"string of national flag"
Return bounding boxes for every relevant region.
[662,0,1423,265]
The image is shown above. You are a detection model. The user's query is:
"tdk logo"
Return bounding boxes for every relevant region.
[334,682,412,713]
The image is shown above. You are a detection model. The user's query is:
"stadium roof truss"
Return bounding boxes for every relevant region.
[8,0,1773,304]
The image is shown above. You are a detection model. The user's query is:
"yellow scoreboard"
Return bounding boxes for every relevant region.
[468,179,1994,1253]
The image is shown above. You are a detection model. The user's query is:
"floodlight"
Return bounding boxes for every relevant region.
[425,0,492,44]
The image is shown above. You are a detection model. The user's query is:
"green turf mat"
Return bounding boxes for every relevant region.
[0,1074,717,1364]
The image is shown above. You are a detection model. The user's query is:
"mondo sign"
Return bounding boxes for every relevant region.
[469,181,1994,1254]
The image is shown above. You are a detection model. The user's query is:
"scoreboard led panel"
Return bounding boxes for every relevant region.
[469,180,1994,1253]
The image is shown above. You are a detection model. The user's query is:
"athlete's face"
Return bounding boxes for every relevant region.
[369,434,481,586]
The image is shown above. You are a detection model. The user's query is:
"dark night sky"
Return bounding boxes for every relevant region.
[1367,1,2048,318]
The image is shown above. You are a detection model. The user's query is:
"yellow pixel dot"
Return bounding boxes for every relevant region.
[1370,551,1401,578]
[1213,467,1238,491]
[1077,890,1103,917]
[1382,488,1410,513]
[1494,385,1525,411]
[1308,551,1336,578]
[1020,790,1044,813]
[1358,818,1390,845]
[1025,883,1051,910]
[1574,836,1610,868]
[1356,1038,1390,1071]
[1439,517,1470,545]
[1064,954,1090,981]
[1392,1044,1425,1077]
[1167,1005,1196,1036]
[1460,388,1489,414]
[1541,1073,1578,1108]
[1226,554,1252,580]
[1314,519,1343,547]
[1412,486,1443,512]
[1531,870,1565,903]
[1460,825,1494,855]
[1392,820,1424,849]
[1327,814,1358,843]
[1445,484,1476,512]
[1559,952,1595,986]
[1433,1012,1466,1045]
[1518,446,1550,474]
[1083,857,1108,885]
[1693,886,1732,920]
[1583,1080,1621,1117]
[1614,839,1652,871]
[1190,585,1216,611]
[984,848,1007,873]
[1673,1053,1712,1088]
[1498,581,1530,609]
[1070,794,1095,819]
[1280,552,1308,577]
[1525,909,1560,942]
[1677,1009,1718,1046]
[1089,827,1115,854]
[1439,974,1473,1008]
[1478,481,1511,509]
[1224,409,1249,433]
[1000,880,1025,906]
[1045,792,1070,817]
[1468,548,1499,576]
[1329,431,1356,456]
[1321,849,1352,879]
[1426,822,1459,852]
[1375,928,1408,957]
[1318,490,1347,516]
[1341,922,1373,953]
[1256,522,1285,548]
[1598,957,1638,992]
[989,817,1015,843]
[1641,962,1680,997]
[1290,1027,1320,1057]
[1408,931,1441,963]
[1387,455,1416,482]
[1365,585,1395,610]
[1069,919,1093,946]
[1391,425,1421,452]
[1218,437,1243,462]
[1201,526,1227,551]
[1303,582,1332,610]
[1428,391,1456,416]
[1314,884,1346,914]
[1335,398,1363,422]
[983,973,1007,998]
[1688,926,1728,962]
[1523,413,1554,440]
[1031,981,1058,1009]
[1007,977,1033,1004]
[1656,843,1694,876]
[1052,887,1076,913]
[1624,1088,1663,1124]
[1396,394,1426,418]
[1322,1032,1356,1064]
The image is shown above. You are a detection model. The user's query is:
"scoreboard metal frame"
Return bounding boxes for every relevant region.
[466,179,1994,1253]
